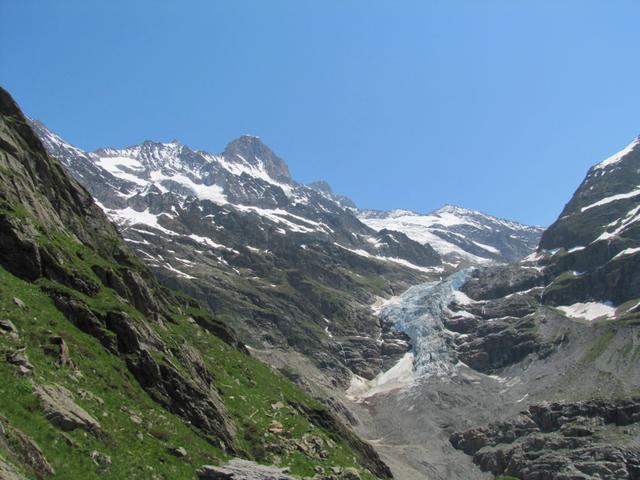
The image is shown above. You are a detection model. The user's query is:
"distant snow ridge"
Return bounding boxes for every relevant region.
[359,205,543,265]
[379,269,470,379]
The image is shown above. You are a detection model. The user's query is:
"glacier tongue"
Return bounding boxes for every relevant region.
[379,269,470,379]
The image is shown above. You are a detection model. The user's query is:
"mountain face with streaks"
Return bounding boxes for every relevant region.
[538,136,640,306]
[31,119,446,387]
[359,205,543,266]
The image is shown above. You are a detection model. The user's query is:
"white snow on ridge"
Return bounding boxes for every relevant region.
[236,205,332,234]
[207,152,294,194]
[580,187,640,213]
[472,240,501,254]
[108,207,178,236]
[592,204,640,244]
[613,247,640,260]
[333,243,443,274]
[556,302,616,321]
[594,137,640,170]
[149,170,228,204]
[451,290,477,306]
[358,208,512,264]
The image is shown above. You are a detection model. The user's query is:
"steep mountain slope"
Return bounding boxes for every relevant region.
[30,120,447,387]
[339,137,640,480]
[359,205,543,266]
[444,138,640,478]
[538,136,640,307]
[0,87,392,479]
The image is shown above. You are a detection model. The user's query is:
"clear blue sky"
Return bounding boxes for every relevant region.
[2,1,639,226]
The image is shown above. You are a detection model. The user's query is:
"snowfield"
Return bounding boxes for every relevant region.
[556,302,616,321]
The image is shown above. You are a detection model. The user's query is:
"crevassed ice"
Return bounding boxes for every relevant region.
[378,269,470,378]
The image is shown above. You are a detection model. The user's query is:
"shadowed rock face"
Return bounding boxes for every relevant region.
[451,399,640,479]
[0,86,238,450]
[222,135,292,183]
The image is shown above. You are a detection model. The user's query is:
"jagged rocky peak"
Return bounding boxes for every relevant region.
[308,179,333,193]
[222,134,292,183]
[308,180,357,208]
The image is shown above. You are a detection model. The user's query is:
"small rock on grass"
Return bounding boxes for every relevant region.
[169,446,188,458]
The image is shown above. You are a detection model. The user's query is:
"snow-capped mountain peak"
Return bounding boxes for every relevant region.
[221,134,292,183]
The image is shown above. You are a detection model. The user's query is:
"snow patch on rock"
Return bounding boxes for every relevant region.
[556,302,616,321]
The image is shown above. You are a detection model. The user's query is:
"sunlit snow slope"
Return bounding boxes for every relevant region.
[359,205,543,265]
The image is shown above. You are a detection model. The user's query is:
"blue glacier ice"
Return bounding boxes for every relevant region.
[379,269,471,378]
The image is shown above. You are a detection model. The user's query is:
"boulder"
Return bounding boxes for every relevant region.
[341,467,361,480]
[0,319,18,337]
[0,415,55,478]
[45,335,75,368]
[33,384,101,432]
[269,420,284,434]
[6,349,34,374]
[197,465,234,479]
[169,446,188,458]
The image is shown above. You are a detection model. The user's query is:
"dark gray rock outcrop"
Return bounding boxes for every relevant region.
[451,399,640,479]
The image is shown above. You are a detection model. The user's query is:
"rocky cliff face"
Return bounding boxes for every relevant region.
[451,399,640,479]
[438,137,640,478]
[538,137,640,306]
[0,87,392,480]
